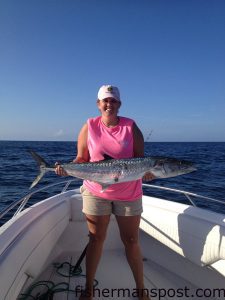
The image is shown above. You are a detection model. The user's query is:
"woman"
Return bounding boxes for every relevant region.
[56,85,154,300]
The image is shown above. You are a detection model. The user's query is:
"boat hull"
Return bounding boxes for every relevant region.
[0,189,225,299]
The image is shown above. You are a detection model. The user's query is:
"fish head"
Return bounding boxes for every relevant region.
[152,157,197,178]
[164,158,197,177]
[177,160,197,174]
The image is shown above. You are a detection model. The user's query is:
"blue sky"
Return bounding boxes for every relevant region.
[0,0,225,142]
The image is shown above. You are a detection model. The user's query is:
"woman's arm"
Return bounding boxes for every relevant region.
[55,123,89,176]
[133,122,144,157]
[73,123,90,163]
[132,122,155,181]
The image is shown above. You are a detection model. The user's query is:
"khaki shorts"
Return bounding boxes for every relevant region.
[80,186,143,216]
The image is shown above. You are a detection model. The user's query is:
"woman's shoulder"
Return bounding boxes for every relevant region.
[119,116,135,125]
[87,116,101,125]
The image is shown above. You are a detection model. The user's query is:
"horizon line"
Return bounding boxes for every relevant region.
[1,140,225,143]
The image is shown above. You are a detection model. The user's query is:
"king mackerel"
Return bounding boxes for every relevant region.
[29,150,196,191]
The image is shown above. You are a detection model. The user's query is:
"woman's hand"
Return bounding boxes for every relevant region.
[55,162,68,176]
[55,156,87,177]
[142,172,156,182]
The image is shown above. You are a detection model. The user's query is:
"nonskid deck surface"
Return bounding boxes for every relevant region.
[19,248,204,300]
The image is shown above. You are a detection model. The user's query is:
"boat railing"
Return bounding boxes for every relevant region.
[0,179,77,221]
[0,181,225,223]
[142,183,225,207]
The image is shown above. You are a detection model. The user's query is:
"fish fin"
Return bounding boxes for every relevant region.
[99,183,111,193]
[102,154,114,160]
[114,177,119,182]
[98,177,119,192]
[30,169,46,189]
[28,149,50,189]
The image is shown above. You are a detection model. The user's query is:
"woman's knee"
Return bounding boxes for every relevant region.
[88,232,107,244]
[121,235,139,247]
[85,214,110,245]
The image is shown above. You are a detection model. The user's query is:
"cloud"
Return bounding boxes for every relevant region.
[54,129,64,137]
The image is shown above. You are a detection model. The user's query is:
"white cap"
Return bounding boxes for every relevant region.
[97,85,121,102]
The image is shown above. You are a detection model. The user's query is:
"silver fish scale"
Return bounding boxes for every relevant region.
[29,150,196,189]
[63,157,154,183]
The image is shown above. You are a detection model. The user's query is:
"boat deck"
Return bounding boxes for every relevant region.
[13,191,225,300]
[20,248,201,300]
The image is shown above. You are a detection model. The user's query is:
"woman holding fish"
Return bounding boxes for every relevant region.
[56,85,154,300]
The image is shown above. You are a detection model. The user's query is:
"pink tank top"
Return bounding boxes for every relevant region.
[83,116,142,201]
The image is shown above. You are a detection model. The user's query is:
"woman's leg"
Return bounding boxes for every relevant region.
[116,215,151,300]
[79,214,110,300]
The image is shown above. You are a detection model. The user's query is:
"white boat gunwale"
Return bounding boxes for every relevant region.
[1,180,224,223]
[1,182,225,300]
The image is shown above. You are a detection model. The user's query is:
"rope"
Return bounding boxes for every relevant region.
[18,243,98,300]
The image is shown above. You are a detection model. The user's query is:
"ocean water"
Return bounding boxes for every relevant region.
[0,141,225,225]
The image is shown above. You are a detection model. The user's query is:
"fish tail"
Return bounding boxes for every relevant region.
[28,150,50,189]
